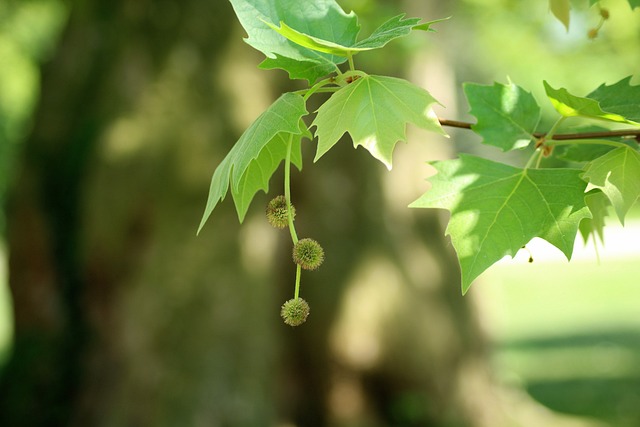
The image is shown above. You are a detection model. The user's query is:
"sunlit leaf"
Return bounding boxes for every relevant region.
[410,155,590,293]
[312,75,445,169]
[464,81,541,151]
[579,189,609,244]
[198,93,308,232]
[581,146,640,224]
[543,81,638,125]
[229,0,360,83]
[587,76,640,124]
[266,15,446,57]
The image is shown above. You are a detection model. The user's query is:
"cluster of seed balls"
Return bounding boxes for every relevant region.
[266,195,324,326]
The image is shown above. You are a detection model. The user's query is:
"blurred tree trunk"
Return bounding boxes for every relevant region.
[0,1,512,427]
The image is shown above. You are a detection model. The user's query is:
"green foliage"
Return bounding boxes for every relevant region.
[579,189,609,244]
[229,0,359,82]
[266,15,444,58]
[464,81,540,151]
[409,155,590,294]
[201,0,640,295]
[198,93,308,233]
[543,81,638,125]
[587,77,640,123]
[582,147,640,224]
[313,75,444,169]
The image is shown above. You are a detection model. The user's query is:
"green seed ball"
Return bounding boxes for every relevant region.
[266,195,295,229]
[280,298,310,326]
[293,238,324,270]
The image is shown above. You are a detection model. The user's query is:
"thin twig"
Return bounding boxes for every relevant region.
[438,118,640,141]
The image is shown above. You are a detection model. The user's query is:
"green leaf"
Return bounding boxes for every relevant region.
[558,138,639,162]
[229,0,360,83]
[543,81,638,125]
[409,155,590,293]
[312,75,445,169]
[581,146,640,224]
[587,77,640,124]
[558,141,616,162]
[579,189,609,244]
[550,0,570,30]
[232,122,307,221]
[628,0,640,9]
[464,81,541,151]
[198,93,308,233]
[266,15,446,57]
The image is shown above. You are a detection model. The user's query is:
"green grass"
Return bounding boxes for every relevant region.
[481,252,640,427]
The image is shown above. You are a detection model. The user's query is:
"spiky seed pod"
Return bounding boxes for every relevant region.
[266,195,294,229]
[292,238,324,270]
[280,298,310,326]
[600,8,609,20]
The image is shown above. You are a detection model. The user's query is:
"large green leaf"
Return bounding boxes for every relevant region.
[464,81,541,151]
[198,93,308,233]
[229,0,360,83]
[410,155,590,293]
[550,0,570,30]
[312,75,445,169]
[629,0,640,9]
[581,146,640,224]
[543,81,638,125]
[266,15,446,57]
[579,189,609,244]
[587,77,640,124]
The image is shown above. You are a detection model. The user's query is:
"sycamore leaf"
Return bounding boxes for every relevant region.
[198,93,308,233]
[464,81,541,151]
[543,81,639,125]
[579,189,609,244]
[229,0,360,83]
[558,138,639,162]
[550,0,571,30]
[312,75,445,169]
[409,155,590,293]
[587,77,640,124]
[581,146,640,224]
[266,15,446,57]
[232,122,308,221]
[558,141,616,162]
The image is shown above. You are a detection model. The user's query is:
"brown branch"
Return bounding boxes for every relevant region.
[438,118,640,142]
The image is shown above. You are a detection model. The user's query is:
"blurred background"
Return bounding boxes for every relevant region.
[0,0,639,426]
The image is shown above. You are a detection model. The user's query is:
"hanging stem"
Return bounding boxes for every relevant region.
[285,135,302,301]
[284,134,298,245]
[293,265,302,300]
